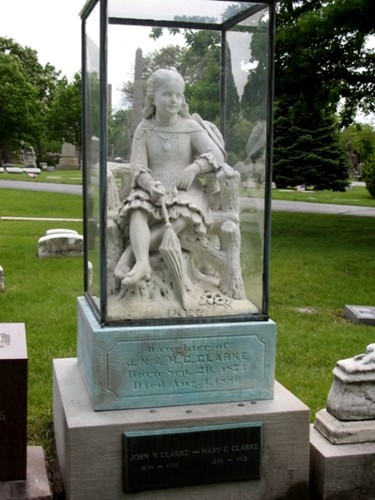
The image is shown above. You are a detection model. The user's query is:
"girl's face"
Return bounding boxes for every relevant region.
[154,79,184,122]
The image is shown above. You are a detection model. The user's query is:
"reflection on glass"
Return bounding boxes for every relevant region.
[85,3,101,302]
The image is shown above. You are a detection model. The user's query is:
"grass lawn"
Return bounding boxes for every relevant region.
[1,185,375,494]
[272,185,375,207]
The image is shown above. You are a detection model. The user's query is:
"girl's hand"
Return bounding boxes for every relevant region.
[177,163,200,191]
[150,181,166,202]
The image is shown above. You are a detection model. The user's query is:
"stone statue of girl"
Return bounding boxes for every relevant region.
[110,68,254,318]
[114,68,226,286]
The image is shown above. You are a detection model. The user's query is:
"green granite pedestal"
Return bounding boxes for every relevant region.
[77,297,276,411]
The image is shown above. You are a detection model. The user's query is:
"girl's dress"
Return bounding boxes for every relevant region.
[118,115,224,238]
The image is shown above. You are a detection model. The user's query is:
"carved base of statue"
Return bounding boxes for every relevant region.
[108,252,257,321]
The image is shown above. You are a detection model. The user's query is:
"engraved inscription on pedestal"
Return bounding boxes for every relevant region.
[106,335,269,399]
[123,422,262,492]
[77,297,276,410]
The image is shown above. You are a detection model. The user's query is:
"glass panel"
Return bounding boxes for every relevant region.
[224,7,269,312]
[85,1,274,323]
[84,2,101,310]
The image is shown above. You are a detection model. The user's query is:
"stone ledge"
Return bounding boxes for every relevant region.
[0,446,51,500]
[314,409,375,444]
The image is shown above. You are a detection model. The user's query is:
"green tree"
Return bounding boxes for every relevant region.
[108,108,132,160]
[276,0,374,123]
[0,53,38,164]
[273,0,374,190]
[363,153,375,197]
[0,37,62,163]
[273,101,348,190]
[339,122,375,167]
[46,72,81,146]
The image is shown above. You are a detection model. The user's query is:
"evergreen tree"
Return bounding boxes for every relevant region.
[273,100,349,190]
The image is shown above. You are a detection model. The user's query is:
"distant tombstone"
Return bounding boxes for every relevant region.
[0,324,27,481]
[57,143,79,170]
[5,167,23,174]
[38,230,83,258]
[344,305,375,326]
[24,147,37,168]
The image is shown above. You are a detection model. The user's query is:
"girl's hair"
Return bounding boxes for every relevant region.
[143,68,190,119]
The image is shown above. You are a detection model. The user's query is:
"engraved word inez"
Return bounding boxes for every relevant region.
[0,333,10,348]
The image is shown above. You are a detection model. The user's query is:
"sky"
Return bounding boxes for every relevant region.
[0,0,82,81]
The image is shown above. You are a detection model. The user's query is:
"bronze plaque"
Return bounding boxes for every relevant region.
[123,422,261,492]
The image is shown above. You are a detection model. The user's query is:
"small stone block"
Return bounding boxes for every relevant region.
[0,265,4,292]
[0,446,52,499]
[0,323,28,481]
[344,305,375,326]
[77,297,276,411]
[310,424,375,499]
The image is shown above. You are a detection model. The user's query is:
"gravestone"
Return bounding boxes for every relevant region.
[310,345,375,499]
[344,304,375,326]
[53,5,310,498]
[5,167,23,174]
[0,323,52,499]
[57,143,79,170]
[24,147,36,168]
[0,266,4,292]
[38,230,83,258]
[0,324,27,481]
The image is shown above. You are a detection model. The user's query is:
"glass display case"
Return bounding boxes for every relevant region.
[81,0,276,326]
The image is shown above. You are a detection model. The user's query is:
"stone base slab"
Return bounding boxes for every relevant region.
[0,446,52,499]
[314,409,375,444]
[53,358,310,500]
[310,425,375,499]
[77,297,276,411]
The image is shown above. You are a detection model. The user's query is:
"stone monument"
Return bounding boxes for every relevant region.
[38,229,83,258]
[57,143,79,170]
[53,3,310,498]
[310,344,375,498]
[24,146,37,168]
